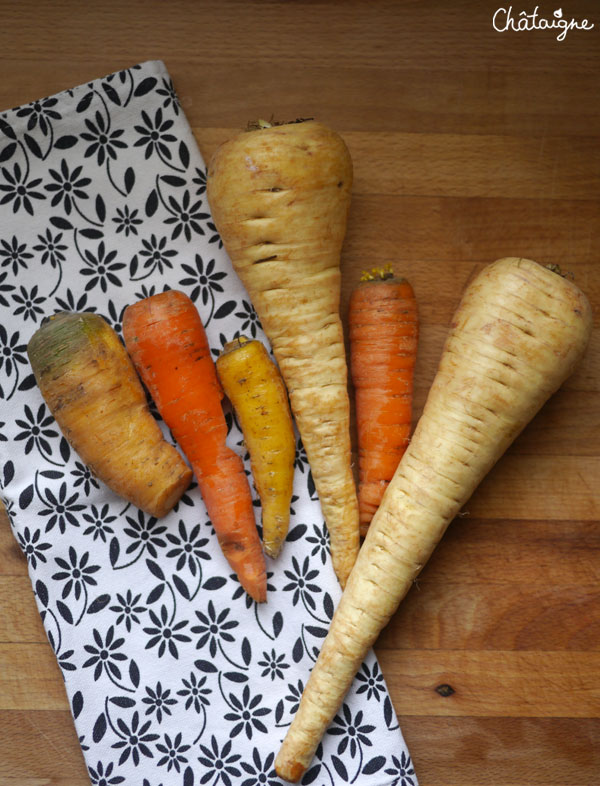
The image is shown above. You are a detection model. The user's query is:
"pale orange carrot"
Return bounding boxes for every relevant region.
[27,311,192,517]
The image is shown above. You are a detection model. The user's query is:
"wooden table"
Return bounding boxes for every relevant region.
[1,1,598,784]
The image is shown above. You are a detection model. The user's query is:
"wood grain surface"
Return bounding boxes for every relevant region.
[0,1,598,784]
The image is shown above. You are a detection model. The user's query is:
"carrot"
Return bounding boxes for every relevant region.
[27,312,192,517]
[207,119,359,587]
[216,336,296,558]
[349,265,418,535]
[122,290,267,603]
[275,257,593,781]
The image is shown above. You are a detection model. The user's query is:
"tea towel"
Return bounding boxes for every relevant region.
[0,60,416,786]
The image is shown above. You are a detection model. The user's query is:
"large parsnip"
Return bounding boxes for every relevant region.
[275,257,593,781]
[207,120,359,586]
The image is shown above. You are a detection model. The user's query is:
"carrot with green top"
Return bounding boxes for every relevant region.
[216,336,296,558]
[349,266,418,535]
[123,290,267,603]
[27,312,192,517]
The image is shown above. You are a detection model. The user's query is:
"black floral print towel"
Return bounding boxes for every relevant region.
[0,61,416,786]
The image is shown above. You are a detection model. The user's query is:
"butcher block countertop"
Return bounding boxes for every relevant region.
[0,1,598,784]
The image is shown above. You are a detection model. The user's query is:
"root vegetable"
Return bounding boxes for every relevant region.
[349,266,418,535]
[216,336,296,559]
[275,257,593,781]
[123,290,267,603]
[27,312,192,517]
[207,119,360,586]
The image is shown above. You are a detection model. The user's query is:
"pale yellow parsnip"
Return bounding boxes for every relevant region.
[207,120,359,586]
[275,257,593,782]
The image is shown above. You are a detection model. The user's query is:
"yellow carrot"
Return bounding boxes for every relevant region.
[216,336,296,558]
[275,257,593,781]
[27,312,192,517]
[207,119,359,586]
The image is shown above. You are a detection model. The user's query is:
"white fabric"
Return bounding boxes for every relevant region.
[0,60,416,786]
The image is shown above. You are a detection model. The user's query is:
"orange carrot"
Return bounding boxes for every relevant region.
[123,290,267,603]
[349,266,418,536]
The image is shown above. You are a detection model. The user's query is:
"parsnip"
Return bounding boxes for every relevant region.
[275,257,593,782]
[207,119,359,586]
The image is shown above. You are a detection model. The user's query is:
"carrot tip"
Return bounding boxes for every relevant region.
[249,587,267,603]
[220,335,252,355]
[263,539,283,560]
[275,757,306,783]
[359,264,395,282]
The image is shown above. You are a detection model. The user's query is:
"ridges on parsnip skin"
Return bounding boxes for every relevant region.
[274,257,593,782]
[27,312,193,518]
[207,119,360,586]
[216,336,296,559]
